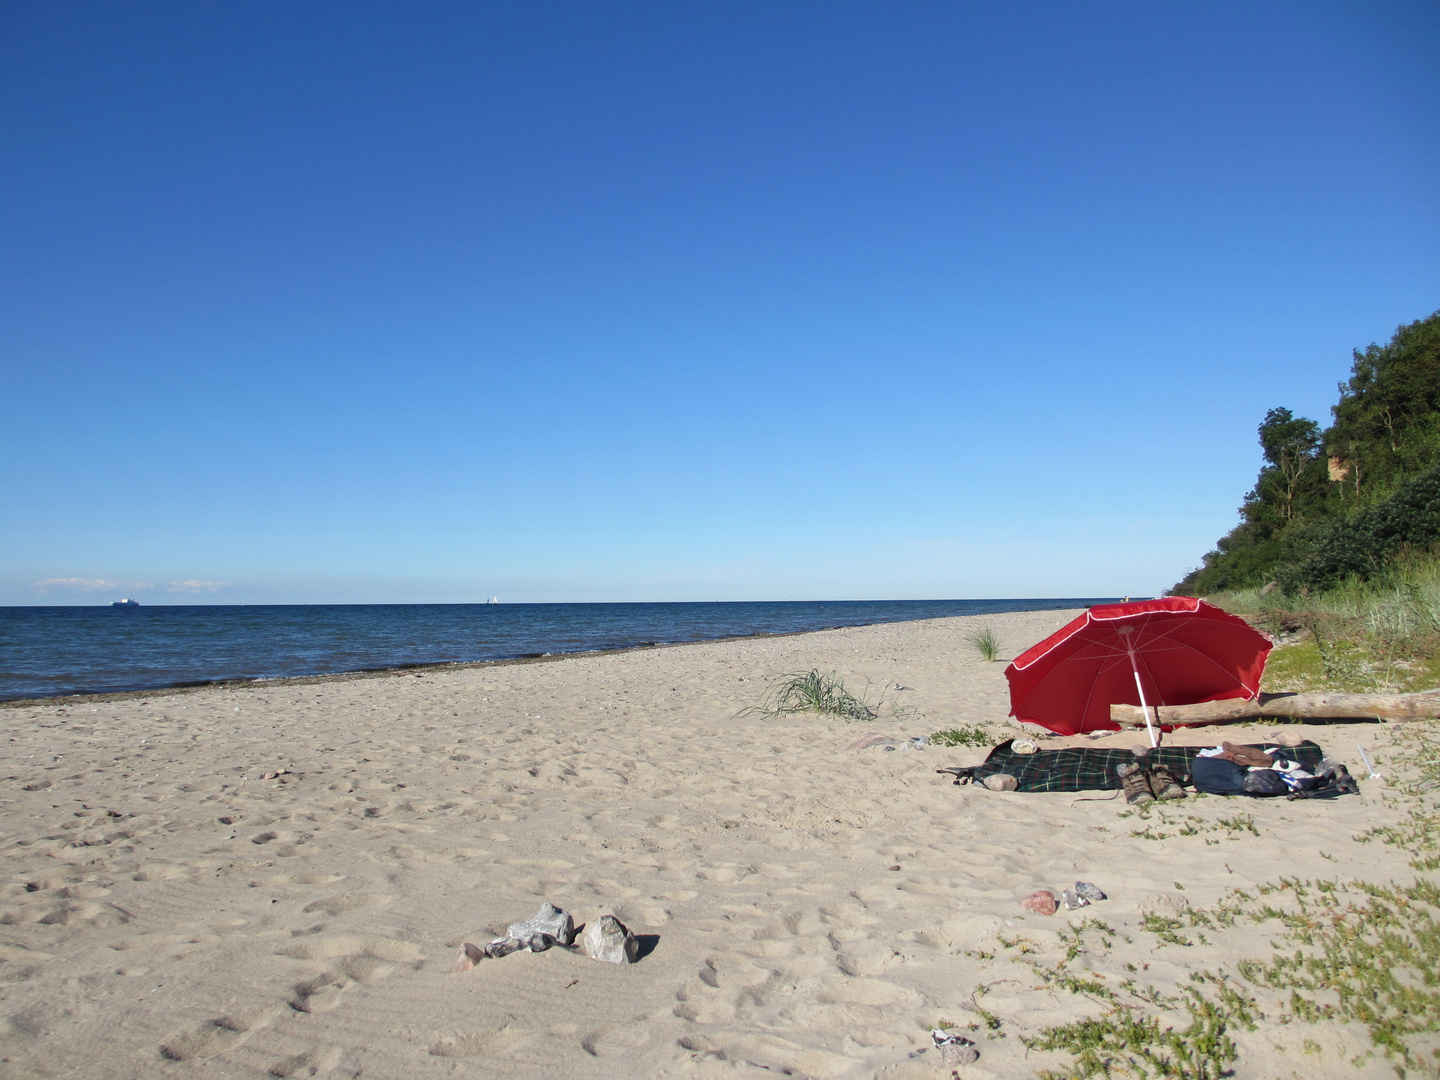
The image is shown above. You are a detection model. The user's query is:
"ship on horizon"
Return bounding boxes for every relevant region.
[111,598,140,608]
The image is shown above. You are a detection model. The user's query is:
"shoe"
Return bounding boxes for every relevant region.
[1117,762,1155,805]
[1148,763,1186,800]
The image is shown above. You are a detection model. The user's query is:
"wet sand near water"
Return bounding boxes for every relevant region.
[0,610,1428,1078]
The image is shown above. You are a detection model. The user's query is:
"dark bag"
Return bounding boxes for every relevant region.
[1191,756,1246,794]
[1241,769,1289,796]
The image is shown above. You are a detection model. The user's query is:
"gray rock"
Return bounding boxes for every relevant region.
[1062,888,1089,911]
[1075,881,1106,902]
[581,914,639,964]
[507,902,575,946]
[483,936,526,959]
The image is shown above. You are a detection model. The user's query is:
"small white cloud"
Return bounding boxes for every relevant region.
[167,580,228,593]
[33,577,121,593]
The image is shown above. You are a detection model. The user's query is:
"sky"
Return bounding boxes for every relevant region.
[2,1,1437,605]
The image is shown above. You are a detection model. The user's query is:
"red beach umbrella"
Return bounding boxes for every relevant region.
[1004,598,1272,744]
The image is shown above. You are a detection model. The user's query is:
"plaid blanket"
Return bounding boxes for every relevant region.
[952,739,1326,794]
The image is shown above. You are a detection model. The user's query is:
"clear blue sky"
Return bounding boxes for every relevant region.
[3,1,1437,604]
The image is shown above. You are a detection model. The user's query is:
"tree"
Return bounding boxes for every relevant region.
[1328,311,1440,494]
[1256,407,1321,522]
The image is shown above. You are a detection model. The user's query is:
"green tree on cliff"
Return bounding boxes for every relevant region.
[1172,309,1440,596]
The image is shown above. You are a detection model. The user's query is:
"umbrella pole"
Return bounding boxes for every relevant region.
[1130,664,1159,749]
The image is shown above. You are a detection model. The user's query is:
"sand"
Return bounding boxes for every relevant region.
[0,609,1432,1079]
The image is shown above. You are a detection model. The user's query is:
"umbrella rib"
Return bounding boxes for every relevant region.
[1077,651,1130,732]
[1133,620,1260,695]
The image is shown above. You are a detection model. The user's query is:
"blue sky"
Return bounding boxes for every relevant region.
[3,1,1437,604]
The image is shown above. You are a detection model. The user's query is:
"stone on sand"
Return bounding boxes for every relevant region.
[581,915,638,964]
[507,902,575,946]
[1022,889,1058,915]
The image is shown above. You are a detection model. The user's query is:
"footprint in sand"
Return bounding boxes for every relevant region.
[282,936,414,1012]
[582,1024,649,1056]
[159,1007,279,1061]
[706,1033,856,1079]
[300,893,392,916]
[428,1022,535,1058]
[250,873,347,888]
[279,934,423,963]
[267,1045,342,1077]
[815,978,913,1006]
[834,946,900,977]
[35,900,132,928]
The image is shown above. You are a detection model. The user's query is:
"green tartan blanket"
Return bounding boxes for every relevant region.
[953,739,1325,794]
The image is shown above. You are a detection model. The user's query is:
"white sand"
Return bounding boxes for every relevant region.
[0,610,1429,1078]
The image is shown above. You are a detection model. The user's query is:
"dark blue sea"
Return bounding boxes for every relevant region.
[0,599,1120,701]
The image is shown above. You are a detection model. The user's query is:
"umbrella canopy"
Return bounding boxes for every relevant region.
[1004,598,1272,738]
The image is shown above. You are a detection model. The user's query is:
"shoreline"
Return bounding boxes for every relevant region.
[2,623,881,708]
[1,598,1122,706]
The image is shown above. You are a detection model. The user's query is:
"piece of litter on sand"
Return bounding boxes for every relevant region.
[847,734,929,752]
[260,769,291,780]
[1358,743,1381,780]
[930,1030,979,1066]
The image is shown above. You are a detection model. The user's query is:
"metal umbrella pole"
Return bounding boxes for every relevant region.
[1118,627,1159,748]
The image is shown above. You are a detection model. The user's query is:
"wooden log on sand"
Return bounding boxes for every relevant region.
[1110,690,1440,727]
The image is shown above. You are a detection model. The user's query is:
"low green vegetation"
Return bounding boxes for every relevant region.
[1208,550,1440,692]
[996,876,1440,1079]
[929,724,996,748]
[966,625,1002,662]
[1027,982,1258,1080]
[1125,810,1258,844]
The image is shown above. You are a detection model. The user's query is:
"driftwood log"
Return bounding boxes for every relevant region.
[1110,690,1440,728]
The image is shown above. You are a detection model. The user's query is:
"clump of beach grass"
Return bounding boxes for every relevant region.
[742,669,881,722]
[967,625,1002,662]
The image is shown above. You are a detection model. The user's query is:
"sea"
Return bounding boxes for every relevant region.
[0,599,1120,702]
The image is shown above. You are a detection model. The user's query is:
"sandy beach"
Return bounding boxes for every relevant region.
[1,608,1432,1079]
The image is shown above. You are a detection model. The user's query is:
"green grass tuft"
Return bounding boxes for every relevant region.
[966,625,1002,662]
[741,669,881,722]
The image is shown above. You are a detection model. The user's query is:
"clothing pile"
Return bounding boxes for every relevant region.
[1189,741,1359,799]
